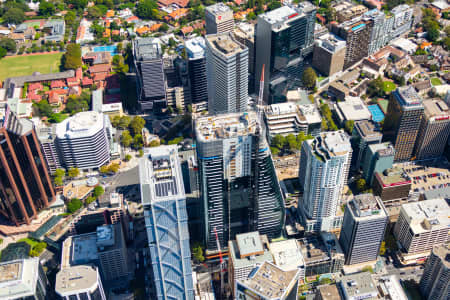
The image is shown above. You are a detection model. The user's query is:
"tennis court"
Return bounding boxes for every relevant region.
[368,104,385,122]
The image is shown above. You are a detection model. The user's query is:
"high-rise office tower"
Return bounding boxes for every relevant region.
[339,194,388,265]
[55,111,112,171]
[185,37,208,105]
[195,112,285,249]
[351,120,382,171]
[0,111,55,226]
[362,142,395,184]
[394,199,449,264]
[419,244,450,300]
[255,3,316,104]
[0,257,50,300]
[55,265,107,300]
[414,100,450,160]
[331,17,373,69]
[312,33,346,77]
[139,145,194,300]
[205,3,234,34]
[206,32,248,114]
[298,131,352,233]
[133,38,167,111]
[384,86,424,162]
[233,23,255,94]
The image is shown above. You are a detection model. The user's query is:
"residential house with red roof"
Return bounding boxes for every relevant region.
[158,0,189,7]
[82,77,94,87]
[51,80,66,89]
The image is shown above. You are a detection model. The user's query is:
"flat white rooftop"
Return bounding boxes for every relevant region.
[185,36,206,59]
[205,3,232,15]
[299,104,322,124]
[317,130,352,156]
[56,265,99,296]
[402,198,450,235]
[260,5,297,24]
[56,111,105,140]
[337,96,372,122]
[0,258,40,299]
[270,239,305,272]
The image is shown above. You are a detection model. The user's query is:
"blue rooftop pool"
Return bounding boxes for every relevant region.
[368,104,385,122]
[93,45,118,56]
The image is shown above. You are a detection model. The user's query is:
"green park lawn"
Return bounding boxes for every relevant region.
[383,81,397,93]
[431,77,442,86]
[0,53,63,81]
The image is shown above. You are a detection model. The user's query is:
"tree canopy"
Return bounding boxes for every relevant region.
[0,38,17,53]
[302,67,317,89]
[3,8,25,25]
[93,186,105,198]
[136,0,162,20]
[67,198,83,213]
[39,1,55,17]
[68,167,80,178]
[63,44,82,70]
[130,116,146,136]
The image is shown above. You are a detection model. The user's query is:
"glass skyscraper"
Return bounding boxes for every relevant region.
[255,3,316,104]
[139,145,194,300]
[195,112,285,250]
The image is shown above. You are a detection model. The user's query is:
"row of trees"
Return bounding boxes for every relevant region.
[320,103,338,131]
[53,168,81,186]
[63,44,82,70]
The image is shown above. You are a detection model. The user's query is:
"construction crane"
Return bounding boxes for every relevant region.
[213,227,225,298]
[257,64,265,127]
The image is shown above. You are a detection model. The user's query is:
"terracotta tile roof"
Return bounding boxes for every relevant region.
[76,25,86,41]
[167,8,189,20]
[150,23,163,32]
[51,80,66,89]
[181,26,193,35]
[76,68,83,80]
[25,11,38,17]
[28,82,43,91]
[316,13,326,24]
[82,77,93,86]
[420,42,432,49]
[89,64,111,74]
[158,0,189,7]
[27,91,42,101]
[106,10,115,18]
[126,16,139,22]
[192,21,204,30]
[66,77,79,86]
[136,26,150,35]
[93,73,107,81]
[103,28,111,37]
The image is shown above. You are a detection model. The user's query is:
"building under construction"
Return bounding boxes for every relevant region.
[195,111,285,250]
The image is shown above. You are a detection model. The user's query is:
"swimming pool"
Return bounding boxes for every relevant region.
[368,104,385,122]
[93,45,118,55]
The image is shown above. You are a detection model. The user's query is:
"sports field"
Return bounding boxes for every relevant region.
[0,53,63,81]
